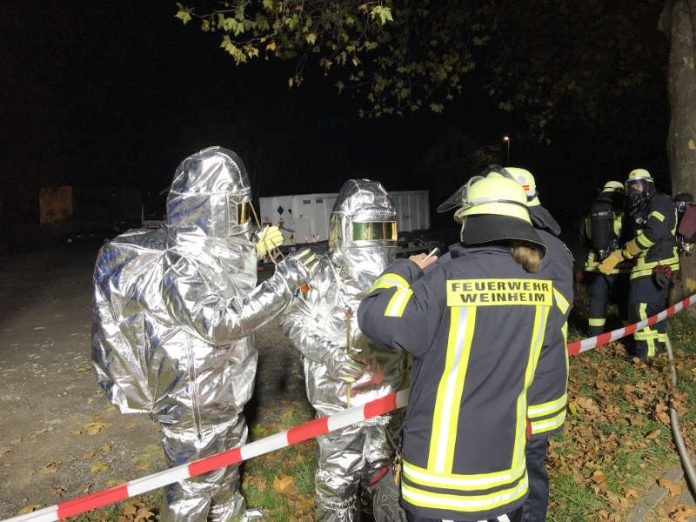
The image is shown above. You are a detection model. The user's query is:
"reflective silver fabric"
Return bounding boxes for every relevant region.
[92,146,315,522]
[281,179,406,521]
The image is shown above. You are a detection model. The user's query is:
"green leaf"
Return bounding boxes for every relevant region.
[175,3,192,25]
[220,35,247,64]
[262,0,274,10]
[429,102,444,114]
[370,5,393,25]
[305,33,317,45]
[284,15,299,31]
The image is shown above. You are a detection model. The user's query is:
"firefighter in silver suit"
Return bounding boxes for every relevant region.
[281,179,407,522]
[92,146,319,522]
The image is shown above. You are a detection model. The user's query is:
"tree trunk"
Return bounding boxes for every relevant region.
[660,0,696,300]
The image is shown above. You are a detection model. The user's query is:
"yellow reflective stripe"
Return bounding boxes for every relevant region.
[385,288,413,318]
[635,304,659,353]
[428,306,476,473]
[403,460,525,491]
[514,304,549,468]
[402,475,528,513]
[613,215,622,236]
[636,233,654,248]
[588,317,606,327]
[370,273,410,292]
[301,253,317,266]
[650,210,666,222]
[630,250,680,279]
[648,342,657,357]
[553,289,570,314]
[528,394,567,418]
[531,410,567,435]
[294,249,312,260]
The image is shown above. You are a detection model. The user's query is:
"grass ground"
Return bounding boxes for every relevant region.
[21,310,696,522]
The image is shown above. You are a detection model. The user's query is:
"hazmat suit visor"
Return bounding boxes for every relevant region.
[351,221,398,243]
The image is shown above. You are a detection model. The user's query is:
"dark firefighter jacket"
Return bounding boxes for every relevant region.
[629,192,680,279]
[358,243,563,520]
[527,225,573,437]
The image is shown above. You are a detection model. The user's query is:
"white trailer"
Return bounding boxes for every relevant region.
[259,190,430,246]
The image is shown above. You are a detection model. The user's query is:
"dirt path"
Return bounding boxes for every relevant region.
[0,242,310,518]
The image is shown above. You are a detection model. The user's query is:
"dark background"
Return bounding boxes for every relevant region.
[0,1,670,246]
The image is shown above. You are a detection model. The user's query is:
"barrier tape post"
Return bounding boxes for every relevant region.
[5,294,696,522]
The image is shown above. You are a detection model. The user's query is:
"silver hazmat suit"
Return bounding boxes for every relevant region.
[280,179,407,521]
[92,146,318,522]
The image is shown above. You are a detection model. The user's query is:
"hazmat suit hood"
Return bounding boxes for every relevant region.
[328,179,397,294]
[166,146,257,288]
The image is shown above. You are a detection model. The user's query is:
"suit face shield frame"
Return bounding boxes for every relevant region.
[226,193,253,235]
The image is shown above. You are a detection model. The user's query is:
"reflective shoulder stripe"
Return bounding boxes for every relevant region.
[385,288,413,317]
[650,210,666,222]
[528,394,567,418]
[530,410,566,435]
[370,273,410,292]
[552,289,570,314]
[636,233,654,248]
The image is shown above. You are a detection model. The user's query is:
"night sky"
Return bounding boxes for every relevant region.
[1,1,671,243]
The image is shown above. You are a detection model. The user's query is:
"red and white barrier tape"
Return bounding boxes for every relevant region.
[566,294,696,356]
[5,293,696,522]
[4,391,409,522]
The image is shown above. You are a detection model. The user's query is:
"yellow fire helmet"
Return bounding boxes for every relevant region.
[454,173,532,224]
[602,181,625,192]
[505,167,540,207]
[627,168,653,183]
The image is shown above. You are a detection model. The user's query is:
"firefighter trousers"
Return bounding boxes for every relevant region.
[522,434,550,522]
[587,273,628,336]
[628,275,668,359]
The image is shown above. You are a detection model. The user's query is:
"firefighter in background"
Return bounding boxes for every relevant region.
[504,167,574,522]
[281,179,407,522]
[598,169,680,359]
[92,146,319,521]
[359,173,564,522]
[581,181,632,336]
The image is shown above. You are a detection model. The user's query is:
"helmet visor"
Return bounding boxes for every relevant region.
[352,221,398,242]
[437,165,516,214]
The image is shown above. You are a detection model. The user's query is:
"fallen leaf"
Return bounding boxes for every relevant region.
[273,474,297,496]
[645,429,661,440]
[41,460,61,474]
[90,461,109,473]
[49,486,65,497]
[591,469,607,485]
[669,504,696,521]
[134,507,154,521]
[623,486,639,498]
[659,477,683,496]
[243,475,267,493]
[16,505,42,515]
[83,421,107,435]
[100,444,112,453]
